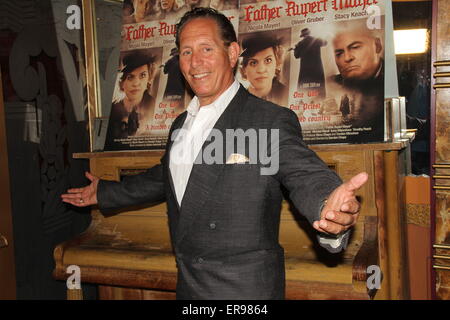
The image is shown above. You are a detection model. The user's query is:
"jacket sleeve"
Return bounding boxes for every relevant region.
[272,108,350,252]
[97,163,165,213]
[96,111,187,214]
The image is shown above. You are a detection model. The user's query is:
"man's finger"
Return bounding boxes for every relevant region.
[85,171,97,182]
[61,193,82,200]
[325,210,356,226]
[66,187,85,194]
[317,219,347,235]
[343,172,368,192]
[339,200,360,214]
[62,198,82,207]
[313,221,328,234]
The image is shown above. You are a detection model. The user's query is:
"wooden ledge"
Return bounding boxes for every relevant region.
[73,150,165,159]
[74,140,410,159]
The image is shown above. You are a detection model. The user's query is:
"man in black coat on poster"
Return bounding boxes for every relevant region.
[162,47,186,110]
[290,28,327,98]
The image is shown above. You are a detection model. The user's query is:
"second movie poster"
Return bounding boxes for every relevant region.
[237,0,386,144]
[104,0,386,150]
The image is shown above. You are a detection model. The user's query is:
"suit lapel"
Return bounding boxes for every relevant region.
[175,86,249,245]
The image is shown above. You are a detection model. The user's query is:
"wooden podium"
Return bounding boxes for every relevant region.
[53,142,410,300]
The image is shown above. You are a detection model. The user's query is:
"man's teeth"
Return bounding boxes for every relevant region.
[193,73,208,79]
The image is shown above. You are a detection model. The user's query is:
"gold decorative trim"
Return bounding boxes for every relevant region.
[406,203,430,227]
[82,0,101,152]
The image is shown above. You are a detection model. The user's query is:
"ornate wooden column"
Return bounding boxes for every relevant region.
[430,0,450,300]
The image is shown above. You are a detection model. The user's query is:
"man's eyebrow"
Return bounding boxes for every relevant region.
[334,40,364,53]
[180,39,215,49]
[347,41,363,48]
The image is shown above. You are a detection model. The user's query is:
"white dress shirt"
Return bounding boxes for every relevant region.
[169,79,240,206]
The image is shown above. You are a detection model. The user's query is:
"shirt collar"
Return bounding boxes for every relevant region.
[186,79,240,117]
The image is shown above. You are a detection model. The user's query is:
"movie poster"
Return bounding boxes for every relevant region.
[237,0,386,144]
[104,0,240,151]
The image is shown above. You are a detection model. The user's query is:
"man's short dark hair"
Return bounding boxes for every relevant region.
[175,7,237,49]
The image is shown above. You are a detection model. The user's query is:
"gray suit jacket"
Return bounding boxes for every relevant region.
[97,85,345,299]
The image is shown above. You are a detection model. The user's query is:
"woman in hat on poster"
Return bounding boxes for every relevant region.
[105,50,157,150]
[239,32,288,107]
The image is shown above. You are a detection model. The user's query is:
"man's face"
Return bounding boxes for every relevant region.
[134,0,151,18]
[179,18,239,106]
[333,31,382,80]
[121,64,149,102]
[160,0,174,11]
[242,47,277,92]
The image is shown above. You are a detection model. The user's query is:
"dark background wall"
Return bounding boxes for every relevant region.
[0,0,98,299]
[393,0,432,175]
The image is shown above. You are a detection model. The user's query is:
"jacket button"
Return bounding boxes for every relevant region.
[198,257,204,264]
[209,223,216,230]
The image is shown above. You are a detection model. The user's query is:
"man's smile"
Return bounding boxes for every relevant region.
[191,72,211,79]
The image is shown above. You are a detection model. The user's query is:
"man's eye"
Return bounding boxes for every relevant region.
[203,47,213,53]
[181,50,191,56]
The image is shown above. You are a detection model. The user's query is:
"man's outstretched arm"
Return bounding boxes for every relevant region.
[61,164,166,212]
[273,108,368,252]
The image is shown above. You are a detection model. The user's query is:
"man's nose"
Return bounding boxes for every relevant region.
[190,50,203,68]
[343,50,354,62]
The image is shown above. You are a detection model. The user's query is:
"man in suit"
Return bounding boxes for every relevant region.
[62,7,368,300]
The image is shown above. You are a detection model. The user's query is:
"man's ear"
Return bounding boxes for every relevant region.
[228,42,240,68]
[374,37,382,54]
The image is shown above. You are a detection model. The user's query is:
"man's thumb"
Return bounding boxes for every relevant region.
[345,172,369,191]
[85,171,98,182]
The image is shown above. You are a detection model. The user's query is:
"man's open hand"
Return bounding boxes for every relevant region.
[313,172,369,235]
[61,172,99,207]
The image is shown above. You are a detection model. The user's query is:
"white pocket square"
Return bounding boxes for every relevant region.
[226,153,250,164]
